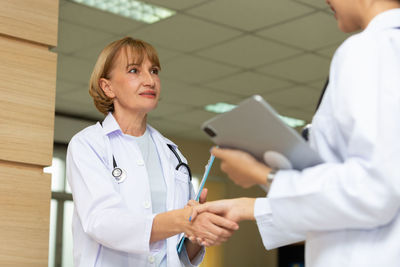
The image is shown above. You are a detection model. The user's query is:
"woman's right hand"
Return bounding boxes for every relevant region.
[184,188,238,246]
[184,211,239,247]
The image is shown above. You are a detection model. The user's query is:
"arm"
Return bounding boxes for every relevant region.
[192,197,305,249]
[67,135,238,255]
[150,207,238,244]
[210,35,400,233]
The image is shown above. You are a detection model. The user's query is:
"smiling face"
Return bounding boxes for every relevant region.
[100,46,161,116]
[326,0,363,32]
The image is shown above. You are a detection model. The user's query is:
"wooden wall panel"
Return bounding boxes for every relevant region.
[0,0,58,46]
[0,161,51,267]
[0,36,57,167]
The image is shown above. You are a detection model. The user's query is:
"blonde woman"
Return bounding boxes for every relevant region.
[66,37,238,267]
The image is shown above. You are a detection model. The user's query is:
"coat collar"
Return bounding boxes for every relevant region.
[101,112,178,149]
[100,113,122,135]
[364,8,400,33]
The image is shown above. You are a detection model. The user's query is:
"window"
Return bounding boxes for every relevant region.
[46,144,73,267]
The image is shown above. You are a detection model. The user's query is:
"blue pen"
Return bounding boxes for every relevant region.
[177,152,216,254]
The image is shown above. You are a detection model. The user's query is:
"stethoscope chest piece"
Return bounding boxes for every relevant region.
[112,167,127,183]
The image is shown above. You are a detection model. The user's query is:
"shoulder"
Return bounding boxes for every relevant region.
[329,31,384,84]
[334,32,376,62]
[68,123,107,154]
[333,26,399,65]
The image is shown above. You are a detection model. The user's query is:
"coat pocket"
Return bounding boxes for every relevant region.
[173,170,190,208]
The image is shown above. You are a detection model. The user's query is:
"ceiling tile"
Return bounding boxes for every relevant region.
[54,0,351,141]
[72,35,121,61]
[56,94,97,116]
[55,20,115,54]
[57,54,94,84]
[186,0,314,31]
[181,128,211,141]
[148,101,194,119]
[56,88,104,120]
[71,34,180,65]
[316,44,339,58]
[169,109,217,128]
[156,47,182,64]
[79,109,105,120]
[160,55,239,84]
[56,79,87,96]
[307,79,327,90]
[57,87,93,107]
[145,0,211,10]
[129,14,241,52]
[280,107,315,122]
[257,12,348,50]
[204,72,292,96]
[196,35,301,68]
[149,118,197,138]
[294,0,328,9]
[59,2,145,35]
[259,53,330,83]
[261,85,320,110]
[160,79,243,107]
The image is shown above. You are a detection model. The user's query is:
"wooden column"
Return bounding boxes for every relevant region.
[0,0,58,266]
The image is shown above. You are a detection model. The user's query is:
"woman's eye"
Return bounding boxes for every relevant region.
[151,68,159,75]
[128,68,138,73]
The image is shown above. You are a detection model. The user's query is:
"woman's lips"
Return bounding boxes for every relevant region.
[139,91,156,98]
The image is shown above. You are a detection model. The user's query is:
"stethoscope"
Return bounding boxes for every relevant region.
[166,144,192,181]
[111,155,127,183]
[111,145,192,184]
[100,121,192,184]
[108,144,192,185]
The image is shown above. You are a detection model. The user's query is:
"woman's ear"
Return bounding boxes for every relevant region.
[99,78,115,99]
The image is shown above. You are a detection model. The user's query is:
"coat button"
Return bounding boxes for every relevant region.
[148,255,155,263]
[137,159,145,166]
[143,201,151,209]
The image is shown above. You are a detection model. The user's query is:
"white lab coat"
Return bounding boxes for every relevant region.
[255,9,400,267]
[66,113,204,267]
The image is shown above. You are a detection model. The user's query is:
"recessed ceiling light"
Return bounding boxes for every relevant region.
[204,102,306,128]
[70,0,176,24]
[204,102,236,114]
[278,115,306,128]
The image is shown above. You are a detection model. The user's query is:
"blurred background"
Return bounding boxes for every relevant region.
[48,0,348,266]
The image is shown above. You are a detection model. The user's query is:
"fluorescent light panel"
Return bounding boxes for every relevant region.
[71,0,176,24]
[204,102,306,128]
[204,102,236,114]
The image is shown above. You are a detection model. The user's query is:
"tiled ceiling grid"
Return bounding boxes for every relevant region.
[54,0,348,141]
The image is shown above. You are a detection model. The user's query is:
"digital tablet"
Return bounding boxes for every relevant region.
[201,95,323,170]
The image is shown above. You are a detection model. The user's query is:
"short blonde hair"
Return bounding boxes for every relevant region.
[89,37,161,115]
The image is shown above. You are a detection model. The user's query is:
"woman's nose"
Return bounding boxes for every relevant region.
[142,71,155,87]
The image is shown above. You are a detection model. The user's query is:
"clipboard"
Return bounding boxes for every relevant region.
[176,153,215,254]
[201,95,323,170]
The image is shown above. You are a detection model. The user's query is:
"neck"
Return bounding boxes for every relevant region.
[362,1,400,29]
[113,110,147,136]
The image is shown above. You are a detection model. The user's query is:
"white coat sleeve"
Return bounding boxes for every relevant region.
[264,33,400,234]
[254,198,305,250]
[66,133,155,254]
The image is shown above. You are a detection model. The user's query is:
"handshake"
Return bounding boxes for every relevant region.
[180,146,283,247]
[182,191,256,247]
